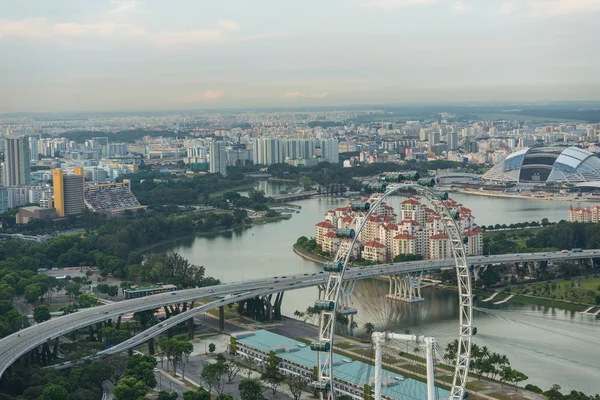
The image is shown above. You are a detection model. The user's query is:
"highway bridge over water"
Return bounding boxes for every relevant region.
[1,249,598,378]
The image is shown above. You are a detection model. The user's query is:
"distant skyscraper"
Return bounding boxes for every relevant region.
[447,132,458,150]
[29,135,39,162]
[209,141,227,176]
[320,139,339,164]
[428,132,440,145]
[53,168,84,217]
[3,137,31,186]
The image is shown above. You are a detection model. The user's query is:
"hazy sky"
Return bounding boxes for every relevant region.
[1,0,599,112]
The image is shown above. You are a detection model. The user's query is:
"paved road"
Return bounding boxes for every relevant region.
[0,249,597,377]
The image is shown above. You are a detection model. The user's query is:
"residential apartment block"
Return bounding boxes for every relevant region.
[315,196,483,262]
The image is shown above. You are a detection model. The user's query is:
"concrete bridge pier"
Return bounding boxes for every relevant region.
[386,271,424,303]
[263,292,284,322]
[219,306,225,332]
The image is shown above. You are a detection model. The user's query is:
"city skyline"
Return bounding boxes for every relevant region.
[1,0,600,113]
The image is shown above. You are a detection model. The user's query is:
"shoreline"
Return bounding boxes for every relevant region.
[292,244,330,264]
[452,189,598,202]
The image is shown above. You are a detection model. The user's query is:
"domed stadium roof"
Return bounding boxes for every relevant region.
[483,146,600,183]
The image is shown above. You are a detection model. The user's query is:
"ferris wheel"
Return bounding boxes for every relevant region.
[310,175,474,400]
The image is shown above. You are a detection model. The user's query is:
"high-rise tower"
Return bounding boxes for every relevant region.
[209,141,227,176]
[53,169,84,217]
[3,137,31,186]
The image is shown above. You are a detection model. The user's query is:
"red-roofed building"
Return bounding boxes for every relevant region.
[429,232,450,259]
[322,231,341,254]
[569,205,595,223]
[462,229,483,255]
[392,232,417,258]
[315,221,336,245]
[362,240,387,262]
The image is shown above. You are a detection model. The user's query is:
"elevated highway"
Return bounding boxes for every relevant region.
[0,249,597,378]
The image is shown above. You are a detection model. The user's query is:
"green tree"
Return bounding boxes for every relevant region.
[159,337,193,378]
[157,391,179,400]
[201,361,227,395]
[261,351,282,397]
[107,285,119,298]
[239,378,263,400]
[65,282,81,300]
[182,389,211,400]
[208,343,216,353]
[33,305,51,323]
[24,283,44,304]
[113,376,149,400]
[363,322,375,336]
[42,384,68,400]
[287,374,306,400]
[481,268,501,287]
[124,354,157,388]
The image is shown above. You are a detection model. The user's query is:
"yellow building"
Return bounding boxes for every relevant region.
[52,169,84,217]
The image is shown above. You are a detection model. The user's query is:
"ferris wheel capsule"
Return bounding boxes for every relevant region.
[351,202,370,211]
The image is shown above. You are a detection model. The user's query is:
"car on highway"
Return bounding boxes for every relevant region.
[158,323,164,327]
[154,368,159,372]
[171,292,177,295]
[208,289,214,293]
[142,297,148,300]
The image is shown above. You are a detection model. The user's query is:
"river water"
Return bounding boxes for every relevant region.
[156,186,600,393]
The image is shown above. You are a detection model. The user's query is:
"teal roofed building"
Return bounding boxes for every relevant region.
[233,330,450,400]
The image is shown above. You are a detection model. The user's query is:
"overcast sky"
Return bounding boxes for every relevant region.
[1,0,599,112]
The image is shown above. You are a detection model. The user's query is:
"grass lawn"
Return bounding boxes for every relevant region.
[485,391,530,400]
[511,277,600,306]
[511,295,588,311]
[335,342,358,349]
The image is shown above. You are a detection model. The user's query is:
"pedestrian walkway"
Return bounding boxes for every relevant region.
[482,292,499,302]
[493,294,514,304]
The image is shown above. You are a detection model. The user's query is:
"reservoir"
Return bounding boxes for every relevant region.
[156,188,600,393]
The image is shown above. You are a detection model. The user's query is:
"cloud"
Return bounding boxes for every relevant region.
[0,17,278,47]
[187,90,224,101]
[451,1,471,13]
[365,0,437,9]
[499,2,515,14]
[499,0,600,17]
[216,20,240,31]
[111,1,141,15]
[0,18,143,39]
[284,92,329,99]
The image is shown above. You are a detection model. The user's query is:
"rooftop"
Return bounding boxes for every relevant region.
[237,330,450,400]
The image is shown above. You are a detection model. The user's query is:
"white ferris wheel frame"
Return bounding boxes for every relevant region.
[315,183,473,400]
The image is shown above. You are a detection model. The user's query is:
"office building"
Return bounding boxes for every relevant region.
[447,132,458,150]
[209,141,227,176]
[0,189,9,212]
[3,137,31,186]
[53,169,84,217]
[320,139,339,164]
[428,132,440,145]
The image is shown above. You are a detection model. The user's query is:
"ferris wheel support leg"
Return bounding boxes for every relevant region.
[425,337,436,400]
[372,332,385,400]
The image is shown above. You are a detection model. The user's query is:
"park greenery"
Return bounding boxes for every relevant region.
[446,340,528,388]
[507,278,600,305]
[0,358,120,400]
